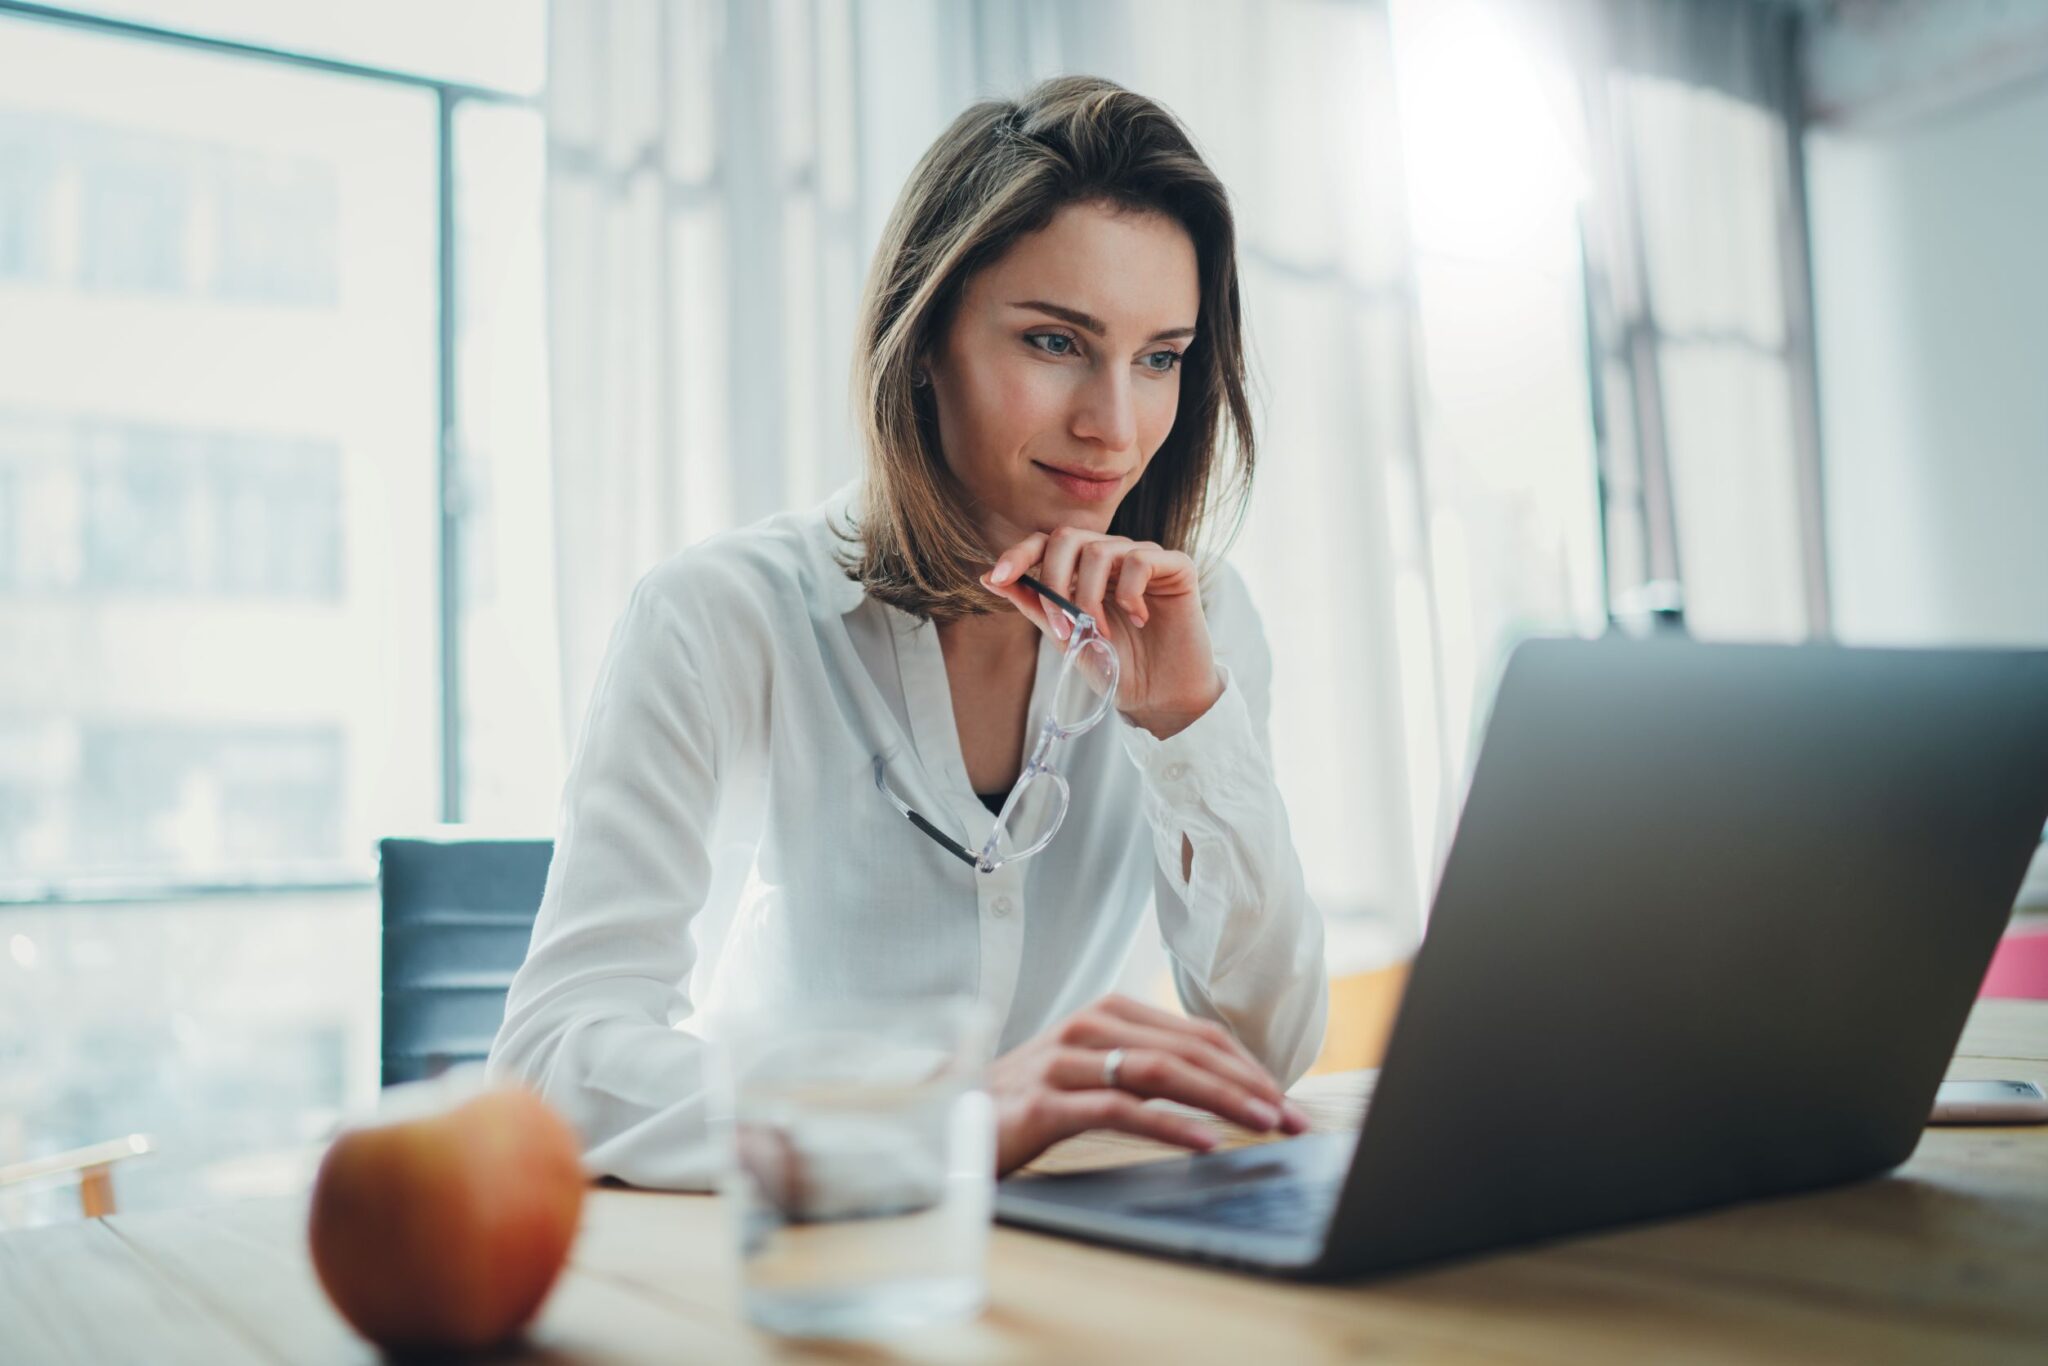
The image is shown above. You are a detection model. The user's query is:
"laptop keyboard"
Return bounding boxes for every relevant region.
[1127,1178,1341,1233]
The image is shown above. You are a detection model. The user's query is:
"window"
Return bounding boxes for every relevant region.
[0,2,551,1229]
[59,0,545,94]
[0,7,557,892]
[451,100,561,828]
[1621,75,1813,642]
[0,16,440,889]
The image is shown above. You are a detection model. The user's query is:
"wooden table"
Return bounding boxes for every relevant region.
[5,1000,2046,1364]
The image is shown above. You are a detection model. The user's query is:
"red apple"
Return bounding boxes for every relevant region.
[307,1086,586,1352]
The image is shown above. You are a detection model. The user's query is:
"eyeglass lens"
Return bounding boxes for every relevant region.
[1050,634,1117,731]
[988,770,1068,863]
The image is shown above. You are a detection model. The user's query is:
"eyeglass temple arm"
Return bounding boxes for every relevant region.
[873,757,980,869]
[1012,573,1088,625]
[908,809,979,869]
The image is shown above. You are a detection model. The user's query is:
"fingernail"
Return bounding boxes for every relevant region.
[1052,614,1070,641]
[991,563,1014,584]
[1282,1101,1310,1132]
[1246,1099,1279,1130]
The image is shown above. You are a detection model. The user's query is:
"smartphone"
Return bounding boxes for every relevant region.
[1928,1079,2048,1125]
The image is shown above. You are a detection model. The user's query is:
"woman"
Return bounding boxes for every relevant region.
[489,76,1350,1186]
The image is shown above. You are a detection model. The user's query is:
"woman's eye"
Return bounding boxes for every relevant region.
[1026,333,1181,373]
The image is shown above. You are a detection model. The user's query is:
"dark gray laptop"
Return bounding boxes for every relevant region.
[995,636,2048,1279]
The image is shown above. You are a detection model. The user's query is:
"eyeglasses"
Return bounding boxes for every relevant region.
[874,574,1120,874]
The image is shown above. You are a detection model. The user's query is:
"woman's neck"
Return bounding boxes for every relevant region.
[934,600,1040,659]
[934,599,1042,795]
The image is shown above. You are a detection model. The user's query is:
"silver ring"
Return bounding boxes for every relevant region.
[1101,1047,1126,1090]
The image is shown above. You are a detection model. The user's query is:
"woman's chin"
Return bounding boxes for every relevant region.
[1021,494,1121,536]
[977,490,1123,546]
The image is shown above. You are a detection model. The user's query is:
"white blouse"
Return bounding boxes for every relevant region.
[488,484,1331,1188]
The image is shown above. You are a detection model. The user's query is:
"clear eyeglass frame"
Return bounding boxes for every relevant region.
[874,574,1120,875]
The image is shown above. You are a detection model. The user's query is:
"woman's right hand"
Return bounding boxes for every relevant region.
[988,994,1310,1176]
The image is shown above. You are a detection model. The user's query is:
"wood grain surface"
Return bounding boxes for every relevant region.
[3,999,2044,1364]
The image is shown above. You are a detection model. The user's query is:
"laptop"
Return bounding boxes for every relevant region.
[994,636,2048,1279]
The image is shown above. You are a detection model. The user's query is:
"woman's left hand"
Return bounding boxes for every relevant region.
[981,527,1223,739]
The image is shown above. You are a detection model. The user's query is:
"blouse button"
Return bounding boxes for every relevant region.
[991,896,1014,918]
[1162,762,1188,782]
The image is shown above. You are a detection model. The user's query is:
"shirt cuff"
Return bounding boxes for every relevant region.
[1116,665,1266,814]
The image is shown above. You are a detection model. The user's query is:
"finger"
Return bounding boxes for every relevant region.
[1072,538,1130,626]
[1047,1090,1221,1154]
[1035,525,1098,602]
[1124,543,1198,589]
[981,571,1056,636]
[1114,553,1156,626]
[1061,1016,1285,1114]
[986,534,1048,589]
[1048,1047,1280,1133]
[1120,546,1198,623]
[1093,997,1286,1104]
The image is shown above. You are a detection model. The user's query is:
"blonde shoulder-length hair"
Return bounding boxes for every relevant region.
[840,75,1257,622]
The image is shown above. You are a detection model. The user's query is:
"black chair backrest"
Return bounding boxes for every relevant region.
[378,836,554,1087]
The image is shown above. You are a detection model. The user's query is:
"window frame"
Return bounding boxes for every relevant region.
[1578,67,1832,640]
[0,1,539,903]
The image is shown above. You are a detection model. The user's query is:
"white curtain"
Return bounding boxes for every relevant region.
[547,0,867,729]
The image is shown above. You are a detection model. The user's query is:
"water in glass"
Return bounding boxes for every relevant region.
[717,998,993,1338]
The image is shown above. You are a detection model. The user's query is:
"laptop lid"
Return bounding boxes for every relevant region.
[1319,636,2048,1278]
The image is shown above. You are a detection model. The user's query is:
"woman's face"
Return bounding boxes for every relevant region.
[924,199,1200,548]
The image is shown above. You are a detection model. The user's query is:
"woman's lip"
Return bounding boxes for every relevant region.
[1033,461,1125,502]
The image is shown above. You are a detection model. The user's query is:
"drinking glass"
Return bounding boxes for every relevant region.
[714,996,995,1338]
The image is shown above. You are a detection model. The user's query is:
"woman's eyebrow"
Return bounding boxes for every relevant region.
[1009,299,1196,343]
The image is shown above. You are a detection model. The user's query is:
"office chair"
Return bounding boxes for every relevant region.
[378,836,554,1087]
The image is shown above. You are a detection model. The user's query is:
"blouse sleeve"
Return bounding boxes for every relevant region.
[1116,563,1330,1086]
[486,565,747,1189]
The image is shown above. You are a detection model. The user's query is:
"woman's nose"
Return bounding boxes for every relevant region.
[1069,365,1137,452]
